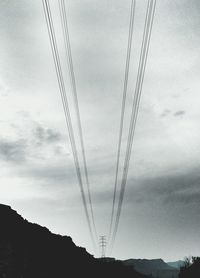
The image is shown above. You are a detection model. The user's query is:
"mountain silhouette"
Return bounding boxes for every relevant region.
[167,260,184,270]
[0,204,148,278]
[123,258,179,278]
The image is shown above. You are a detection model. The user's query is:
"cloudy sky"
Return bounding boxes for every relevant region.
[1,0,200,261]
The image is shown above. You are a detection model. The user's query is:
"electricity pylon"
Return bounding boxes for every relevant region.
[99,236,106,258]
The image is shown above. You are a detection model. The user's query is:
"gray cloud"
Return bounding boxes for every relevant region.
[125,168,200,206]
[21,164,75,184]
[92,167,200,208]
[174,110,185,117]
[0,121,63,164]
[160,109,171,117]
[34,125,62,145]
[0,139,26,162]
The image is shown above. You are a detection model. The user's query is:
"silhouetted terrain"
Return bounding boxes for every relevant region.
[179,257,200,278]
[167,260,184,270]
[123,258,179,278]
[0,204,148,278]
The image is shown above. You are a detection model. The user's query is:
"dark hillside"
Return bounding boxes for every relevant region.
[0,204,148,278]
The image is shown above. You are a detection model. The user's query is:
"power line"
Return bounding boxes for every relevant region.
[42,0,96,249]
[108,0,136,241]
[58,0,97,241]
[111,0,156,249]
[110,0,156,251]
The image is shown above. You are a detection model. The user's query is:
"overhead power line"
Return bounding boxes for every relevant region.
[58,0,97,241]
[42,0,97,249]
[108,0,136,241]
[110,0,156,251]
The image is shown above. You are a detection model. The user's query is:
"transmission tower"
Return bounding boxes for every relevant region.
[99,236,106,258]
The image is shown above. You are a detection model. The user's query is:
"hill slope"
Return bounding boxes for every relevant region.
[123,258,179,278]
[0,204,147,278]
[167,260,184,269]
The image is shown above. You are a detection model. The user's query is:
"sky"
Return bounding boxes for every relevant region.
[0,0,200,261]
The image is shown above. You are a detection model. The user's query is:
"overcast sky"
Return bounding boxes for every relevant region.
[1,0,200,261]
